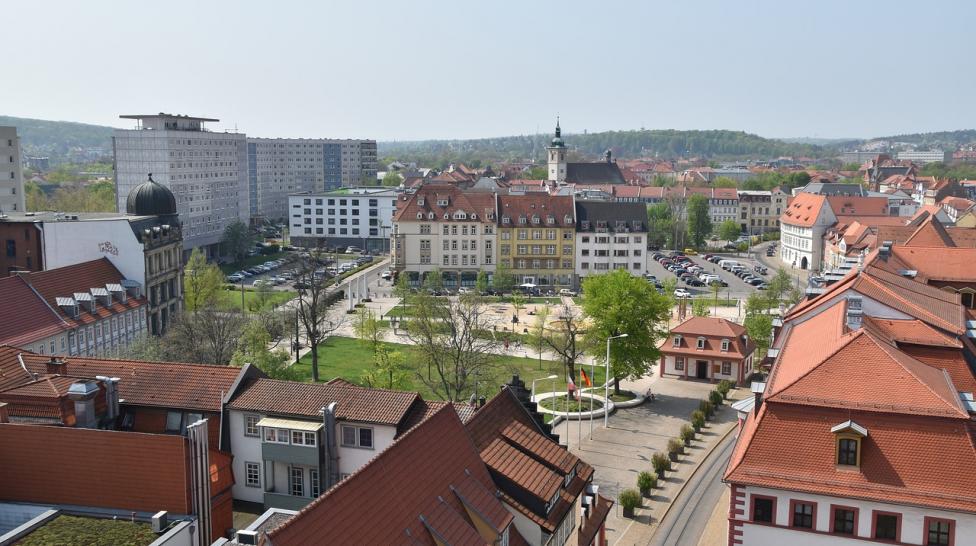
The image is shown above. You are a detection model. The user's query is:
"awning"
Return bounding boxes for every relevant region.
[256,417,323,431]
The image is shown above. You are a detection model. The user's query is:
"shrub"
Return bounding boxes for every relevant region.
[680,423,695,444]
[699,400,714,418]
[668,437,684,456]
[651,451,670,476]
[619,488,641,510]
[717,379,733,397]
[637,471,656,495]
[691,410,706,431]
[709,390,724,407]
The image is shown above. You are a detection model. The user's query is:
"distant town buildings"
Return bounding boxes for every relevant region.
[288,187,397,254]
[895,149,950,164]
[737,189,787,234]
[0,126,25,213]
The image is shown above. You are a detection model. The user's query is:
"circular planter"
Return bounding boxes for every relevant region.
[622,506,636,518]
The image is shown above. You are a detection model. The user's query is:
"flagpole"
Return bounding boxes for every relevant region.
[589,360,595,439]
[577,371,582,448]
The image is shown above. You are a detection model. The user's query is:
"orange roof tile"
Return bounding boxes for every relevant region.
[781,193,827,228]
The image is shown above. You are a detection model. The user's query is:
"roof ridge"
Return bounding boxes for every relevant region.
[867,332,969,418]
[16,274,71,328]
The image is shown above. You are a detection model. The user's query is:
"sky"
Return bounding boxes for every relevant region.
[4,0,974,141]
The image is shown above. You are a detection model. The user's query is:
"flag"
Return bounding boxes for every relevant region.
[580,368,592,388]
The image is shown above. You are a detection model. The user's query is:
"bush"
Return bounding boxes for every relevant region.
[637,471,656,495]
[619,488,642,510]
[668,437,684,455]
[717,379,733,397]
[651,451,670,476]
[699,400,714,419]
[691,410,706,431]
[680,423,695,444]
[709,390,724,407]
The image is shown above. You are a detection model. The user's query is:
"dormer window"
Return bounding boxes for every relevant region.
[428,212,435,219]
[502,216,510,225]
[721,339,730,352]
[581,221,590,230]
[546,215,555,225]
[418,197,425,206]
[531,215,540,225]
[565,215,573,224]
[697,337,706,349]
[831,420,867,468]
[437,198,449,207]
[672,335,682,347]
[519,216,527,225]
[416,212,424,219]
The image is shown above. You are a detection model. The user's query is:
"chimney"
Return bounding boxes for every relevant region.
[750,382,766,415]
[879,240,893,259]
[846,295,863,331]
[96,375,121,420]
[46,356,67,375]
[67,380,100,428]
[321,403,340,489]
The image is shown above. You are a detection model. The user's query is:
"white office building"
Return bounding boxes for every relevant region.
[247,138,378,223]
[288,188,398,253]
[113,113,249,257]
[0,126,25,213]
[896,149,950,164]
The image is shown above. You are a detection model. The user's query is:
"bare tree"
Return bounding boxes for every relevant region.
[162,308,246,365]
[294,251,344,381]
[543,304,589,382]
[403,292,499,401]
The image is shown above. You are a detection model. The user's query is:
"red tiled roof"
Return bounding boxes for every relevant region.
[862,317,960,349]
[0,275,68,347]
[889,246,976,283]
[227,378,419,426]
[899,345,976,393]
[826,196,890,217]
[664,317,753,359]
[6,346,246,412]
[497,194,574,227]
[781,193,827,228]
[26,258,148,327]
[267,405,517,546]
[0,348,33,392]
[393,183,496,224]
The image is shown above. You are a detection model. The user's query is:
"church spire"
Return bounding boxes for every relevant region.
[555,116,561,139]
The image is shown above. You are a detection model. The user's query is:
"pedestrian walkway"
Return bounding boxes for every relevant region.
[550,375,742,545]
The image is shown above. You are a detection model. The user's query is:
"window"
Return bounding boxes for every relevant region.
[341,425,374,449]
[751,496,775,524]
[165,411,183,433]
[310,468,321,497]
[873,511,900,541]
[790,500,815,529]
[721,361,732,375]
[291,430,317,447]
[675,357,684,371]
[721,339,730,352]
[245,462,261,488]
[244,414,260,437]
[925,517,953,546]
[831,505,857,535]
[697,337,706,349]
[837,438,859,466]
[672,335,682,347]
[289,467,305,497]
[264,427,290,444]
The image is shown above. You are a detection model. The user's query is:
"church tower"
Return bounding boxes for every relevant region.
[546,118,567,183]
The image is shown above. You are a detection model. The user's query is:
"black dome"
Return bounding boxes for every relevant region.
[126,175,177,216]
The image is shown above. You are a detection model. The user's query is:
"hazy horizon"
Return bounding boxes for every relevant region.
[4,0,974,141]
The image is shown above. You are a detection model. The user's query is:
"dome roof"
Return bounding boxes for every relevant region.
[126,175,177,216]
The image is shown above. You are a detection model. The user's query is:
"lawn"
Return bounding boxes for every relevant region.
[293,335,607,401]
[219,251,289,274]
[216,287,296,313]
[692,296,739,307]
[538,394,605,413]
[16,515,157,546]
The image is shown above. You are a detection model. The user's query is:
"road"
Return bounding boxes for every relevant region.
[647,431,735,546]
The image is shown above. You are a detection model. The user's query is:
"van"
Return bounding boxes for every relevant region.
[718,259,740,270]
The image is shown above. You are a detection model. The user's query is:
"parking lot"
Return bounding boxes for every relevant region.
[225,250,377,291]
[644,247,778,302]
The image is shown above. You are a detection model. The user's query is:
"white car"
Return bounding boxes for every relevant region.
[558,288,577,297]
[226,274,244,283]
[674,288,692,298]
[380,270,393,280]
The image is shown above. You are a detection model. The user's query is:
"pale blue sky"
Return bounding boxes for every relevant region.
[4,0,973,141]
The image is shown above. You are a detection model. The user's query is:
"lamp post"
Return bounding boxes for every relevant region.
[531,374,558,403]
[605,333,628,428]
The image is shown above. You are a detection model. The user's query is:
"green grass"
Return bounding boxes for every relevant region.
[609,390,637,402]
[293,336,605,401]
[538,394,605,412]
[692,296,739,307]
[16,515,157,546]
[220,252,289,274]
[216,287,296,312]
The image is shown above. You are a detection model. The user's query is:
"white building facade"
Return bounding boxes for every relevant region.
[247,138,378,222]
[113,114,249,256]
[779,194,835,271]
[288,188,397,254]
[574,201,648,282]
[896,150,950,164]
[0,126,25,213]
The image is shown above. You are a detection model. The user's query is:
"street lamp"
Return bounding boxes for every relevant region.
[605,333,628,428]
[531,374,558,403]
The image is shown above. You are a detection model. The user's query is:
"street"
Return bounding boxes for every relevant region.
[647,431,735,546]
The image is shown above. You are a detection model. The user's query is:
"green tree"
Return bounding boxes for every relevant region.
[423,268,444,293]
[743,293,773,373]
[692,298,710,317]
[711,280,722,314]
[183,248,224,312]
[686,194,712,248]
[524,166,548,180]
[223,220,255,264]
[766,268,793,307]
[231,319,300,380]
[381,171,403,187]
[353,307,382,354]
[581,270,671,392]
[493,262,515,293]
[647,203,674,249]
[712,176,738,188]
[661,277,678,313]
[360,344,408,389]
[841,162,863,171]
[527,305,551,370]
[253,282,275,312]
[717,219,741,242]
[476,270,489,294]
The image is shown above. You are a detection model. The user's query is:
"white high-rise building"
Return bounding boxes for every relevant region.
[0,126,26,213]
[246,138,378,223]
[113,114,249,257]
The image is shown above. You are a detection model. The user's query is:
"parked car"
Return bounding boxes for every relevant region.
[226,274,244,283]
[346,246,362,254]
[683,248,698,255]
[674,288,692,298]
[685,278,705,287]
[381,270,393,280]
[558,288,577,297]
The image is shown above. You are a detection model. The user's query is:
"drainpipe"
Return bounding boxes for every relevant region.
[321,402,340,489]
